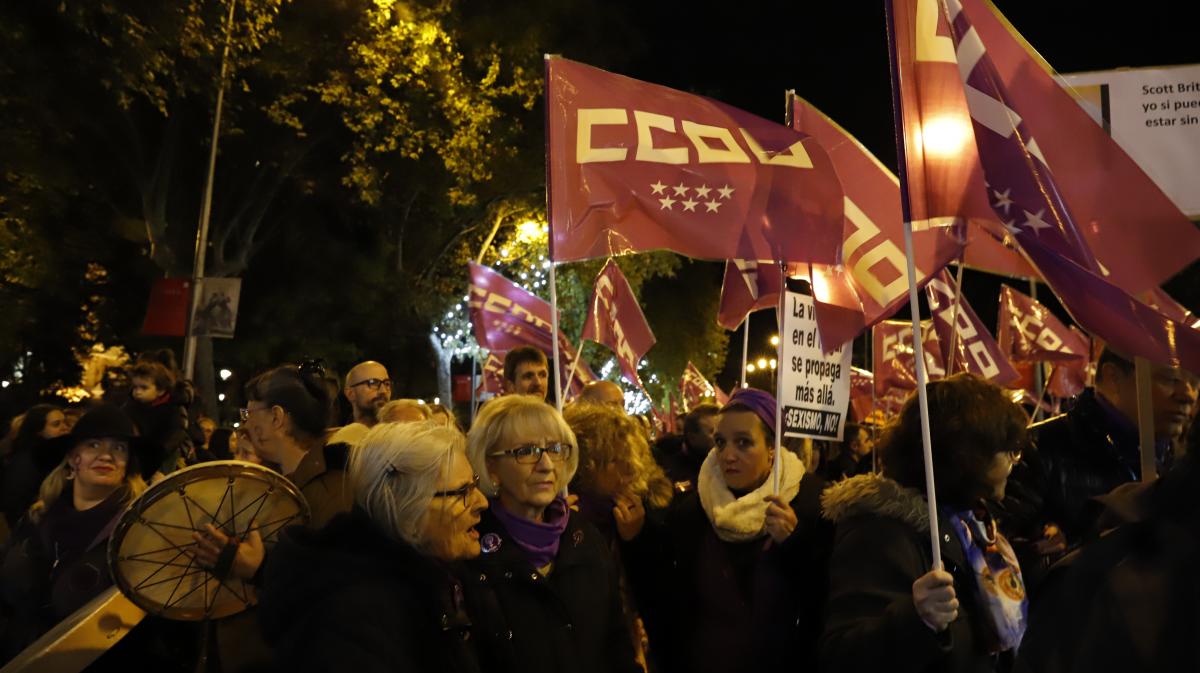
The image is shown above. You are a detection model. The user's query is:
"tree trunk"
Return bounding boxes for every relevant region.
[429,331,452,407]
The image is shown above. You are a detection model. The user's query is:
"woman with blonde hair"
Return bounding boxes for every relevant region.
[461,395,639,673]
[564,401,673,543]
[0,405,160,661]
[260,420,488,672]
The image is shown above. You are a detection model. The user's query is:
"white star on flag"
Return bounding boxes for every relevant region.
[704,200,722,213]
[672,183,690,197]
[1023,208,1052,233]
[682,200,698,212]
[659,196,676,210]
[694,185,712,198]
[717,185,735,199]
[993,188,1014,214]
[650,181,667,195]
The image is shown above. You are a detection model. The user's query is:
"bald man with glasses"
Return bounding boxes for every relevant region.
[344,360,393,428]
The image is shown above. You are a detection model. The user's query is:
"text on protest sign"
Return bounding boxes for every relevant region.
[780,291,852,441]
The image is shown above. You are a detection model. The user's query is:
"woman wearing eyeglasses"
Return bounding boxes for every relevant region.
[259,420,489,672]
[820,373,1031,673]
[460,395,640,673]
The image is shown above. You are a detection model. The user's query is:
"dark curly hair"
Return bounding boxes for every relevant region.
[878,373,1029,507]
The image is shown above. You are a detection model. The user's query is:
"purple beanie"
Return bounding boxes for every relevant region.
[721,388,778,436]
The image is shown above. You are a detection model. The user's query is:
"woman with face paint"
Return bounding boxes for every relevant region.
[626,387,833,673]
[0,405,160,661]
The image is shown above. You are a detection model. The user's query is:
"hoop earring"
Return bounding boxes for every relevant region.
[64,466,75,481]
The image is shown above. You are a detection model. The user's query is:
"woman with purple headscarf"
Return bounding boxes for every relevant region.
[626,387,833,673]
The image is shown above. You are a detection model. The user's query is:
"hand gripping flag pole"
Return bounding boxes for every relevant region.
[885,0,943,569]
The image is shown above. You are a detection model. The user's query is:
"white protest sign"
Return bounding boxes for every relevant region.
[1060,63,1200,217]
[780,290,852,441]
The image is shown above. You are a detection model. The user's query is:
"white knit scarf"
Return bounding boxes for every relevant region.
[697,447,804,543]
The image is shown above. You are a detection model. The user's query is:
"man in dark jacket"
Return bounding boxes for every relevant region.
[652,403,718,492]
[1000,349,1198,583]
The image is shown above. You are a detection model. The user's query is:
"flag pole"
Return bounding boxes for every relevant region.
[563,340,585,402]
[944,259,966,375]
[1134,356,1157,482]
[740,318,751,388]
[772,264,787,495]
[543,54,563,415]
[885,0,942,569]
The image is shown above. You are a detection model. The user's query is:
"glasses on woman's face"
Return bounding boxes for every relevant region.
[238,405,271,423]
[487,443,572,465]
[349,378,392,392]
[1006,447,1023,464]
[432,474,481,509]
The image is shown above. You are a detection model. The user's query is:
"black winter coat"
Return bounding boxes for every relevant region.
[258,507,481,673]
[625,472,831,673]
[820,474,1014,673]
[998,389,1164,585]
[459,508,639,673]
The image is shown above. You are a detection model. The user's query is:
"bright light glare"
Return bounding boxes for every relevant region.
[769,335,780,346]
[756,358,768,369]
[219,369,233,381]
[515,220,547,244]
[746,364,757,373]
[919,116,971,158]
[218,393,226,402]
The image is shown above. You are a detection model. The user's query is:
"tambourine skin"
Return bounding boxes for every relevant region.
[108,460,310,621]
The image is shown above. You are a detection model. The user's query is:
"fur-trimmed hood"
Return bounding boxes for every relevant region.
[820,473,930,532]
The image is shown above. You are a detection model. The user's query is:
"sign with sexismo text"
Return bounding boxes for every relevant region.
[780,290,852,441]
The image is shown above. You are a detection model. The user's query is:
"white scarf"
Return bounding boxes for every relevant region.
[697,447,804,543]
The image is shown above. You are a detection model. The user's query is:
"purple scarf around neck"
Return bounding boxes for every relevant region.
[491,496,569,569]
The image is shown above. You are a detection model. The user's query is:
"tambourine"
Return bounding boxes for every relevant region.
[108,460,310,621]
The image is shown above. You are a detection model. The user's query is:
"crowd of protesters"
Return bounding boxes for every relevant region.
[0,342,1196,672]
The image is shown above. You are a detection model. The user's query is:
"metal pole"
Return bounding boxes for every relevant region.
[740,318,751,388]
[944,261,966,375]
[885,0,942,569]
[183,0,238,380]
[549,263,563,414]
[771,264,787,495]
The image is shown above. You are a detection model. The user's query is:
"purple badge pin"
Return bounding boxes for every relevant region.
[480,533,501,554]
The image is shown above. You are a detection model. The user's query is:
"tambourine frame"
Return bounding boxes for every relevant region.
[107,460,310,621]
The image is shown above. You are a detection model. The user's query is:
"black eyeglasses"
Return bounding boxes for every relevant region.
[432,474,481,508]
[488,443,572,465]
[349,378,392,391]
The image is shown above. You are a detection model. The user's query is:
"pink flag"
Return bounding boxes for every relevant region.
[923,270,1020,385]
[680,362,716,412]
[873,319,947,398]
[849,367,876,424]
[997,285,1088,364]
[790,96,1033,351]
[580,259,657,388]
[896,0,1200,371]
[717,260,784,330]
[546,57,845,265]
[468,262,598,394]
[477,352,506,395]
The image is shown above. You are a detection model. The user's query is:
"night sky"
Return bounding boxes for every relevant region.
[571,1,1199,390]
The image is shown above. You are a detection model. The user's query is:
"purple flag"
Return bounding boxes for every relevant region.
[580,260,657,388]
[924,270,1020,385]
[468,262,598,394]
[909,0,1200,371]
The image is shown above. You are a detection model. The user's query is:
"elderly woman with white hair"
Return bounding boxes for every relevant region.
[459,395,640,673]
[259,421,488,673]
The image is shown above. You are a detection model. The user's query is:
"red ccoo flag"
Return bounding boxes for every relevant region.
[924,269,1020,385]
[997,284,1089,364]
[580,259,657,389]
[891,0,1200,370]
[717,260,784,330]
[546,57,844,265]
[680,362,716,412]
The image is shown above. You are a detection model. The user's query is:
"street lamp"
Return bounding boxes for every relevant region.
[756,357,768,369]
[769,335,780,346]
[746,363,757,373]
